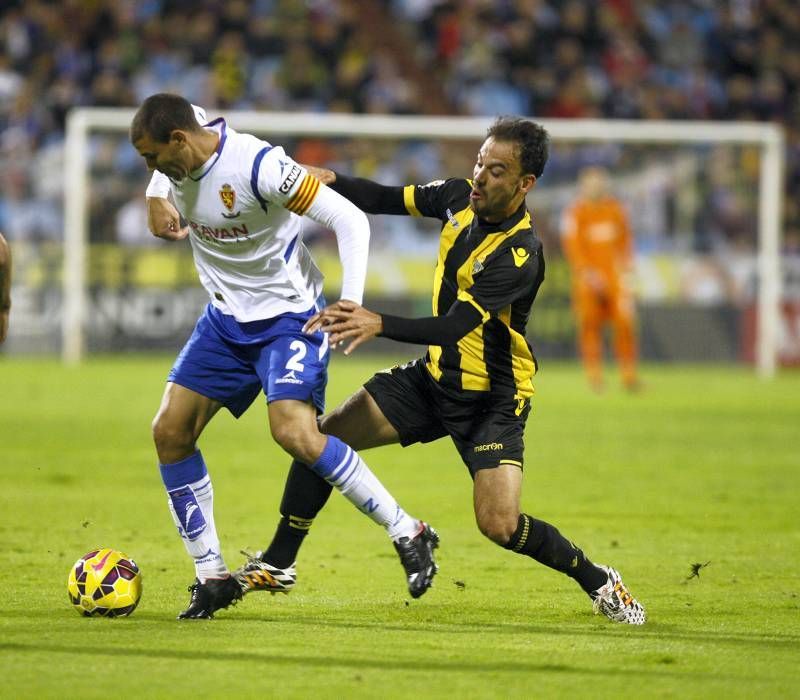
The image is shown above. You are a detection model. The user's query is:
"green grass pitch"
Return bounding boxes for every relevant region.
[1,355,798,698]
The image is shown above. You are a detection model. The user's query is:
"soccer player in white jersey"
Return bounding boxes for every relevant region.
[131,93,438,619]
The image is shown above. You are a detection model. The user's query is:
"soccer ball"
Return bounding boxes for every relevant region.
[67,548,142,617]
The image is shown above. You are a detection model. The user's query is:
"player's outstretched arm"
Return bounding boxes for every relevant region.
[300,166,408,216]
[305,300,483,356]
[304,300,383,355]
[0,232,11,343]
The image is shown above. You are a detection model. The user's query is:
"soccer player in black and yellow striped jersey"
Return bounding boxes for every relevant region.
[244,118,645,624]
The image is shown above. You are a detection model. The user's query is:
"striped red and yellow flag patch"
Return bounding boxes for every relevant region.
[285,174,320,215]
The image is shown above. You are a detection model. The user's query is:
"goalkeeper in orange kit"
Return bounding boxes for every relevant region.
[561,167,640,391]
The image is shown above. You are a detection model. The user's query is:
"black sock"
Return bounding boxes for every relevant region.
[504,513,607,594]
[263,460,333,568]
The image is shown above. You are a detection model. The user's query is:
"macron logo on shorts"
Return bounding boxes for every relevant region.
[474,442,504,453]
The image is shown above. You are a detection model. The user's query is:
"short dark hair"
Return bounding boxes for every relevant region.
[486,117,549,178]
[130,93,202,144]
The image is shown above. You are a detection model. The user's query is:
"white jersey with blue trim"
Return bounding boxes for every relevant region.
[166,119,329,321]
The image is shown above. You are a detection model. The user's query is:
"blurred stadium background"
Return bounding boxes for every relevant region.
[1,0,799,369]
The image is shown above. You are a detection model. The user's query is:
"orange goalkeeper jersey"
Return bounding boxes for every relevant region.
[561,198,632,281]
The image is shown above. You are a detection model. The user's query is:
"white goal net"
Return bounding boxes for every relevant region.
[44,111,786,376]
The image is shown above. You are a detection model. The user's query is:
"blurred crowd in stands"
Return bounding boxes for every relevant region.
[0,0,798,265]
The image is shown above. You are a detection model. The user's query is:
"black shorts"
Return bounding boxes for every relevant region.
[364,358,531,477]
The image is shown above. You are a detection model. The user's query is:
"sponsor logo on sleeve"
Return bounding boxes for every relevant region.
[279,164,303,194]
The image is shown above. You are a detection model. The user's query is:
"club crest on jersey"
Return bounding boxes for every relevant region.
[472,258,484,275]
[219,183,241,218]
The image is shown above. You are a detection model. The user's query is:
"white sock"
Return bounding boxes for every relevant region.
[320,442,419,540]
[166,474,229,582]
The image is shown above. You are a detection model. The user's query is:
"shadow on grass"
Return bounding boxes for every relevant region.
[4,606,799,653]
[232,612,800,650]
[0,641,741,680]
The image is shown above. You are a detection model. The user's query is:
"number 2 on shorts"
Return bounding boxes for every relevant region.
[286,339,306,372]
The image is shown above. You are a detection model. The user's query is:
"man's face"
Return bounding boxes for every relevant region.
[470,137,529,221]
[133,131,191,181]
[579,167,609,201]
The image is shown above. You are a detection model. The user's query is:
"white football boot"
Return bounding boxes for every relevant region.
[234,550,297,595]
[590,565,646,625]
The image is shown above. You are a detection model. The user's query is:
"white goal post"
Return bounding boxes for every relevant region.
[64,109,785,376]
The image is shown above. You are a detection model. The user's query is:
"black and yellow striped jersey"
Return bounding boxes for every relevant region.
[403,178,544,400]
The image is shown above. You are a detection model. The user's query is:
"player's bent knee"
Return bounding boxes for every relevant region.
[476,512,519,545]
[270,421,325,465]
[151,414,195,458]
[318,389,395,450]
